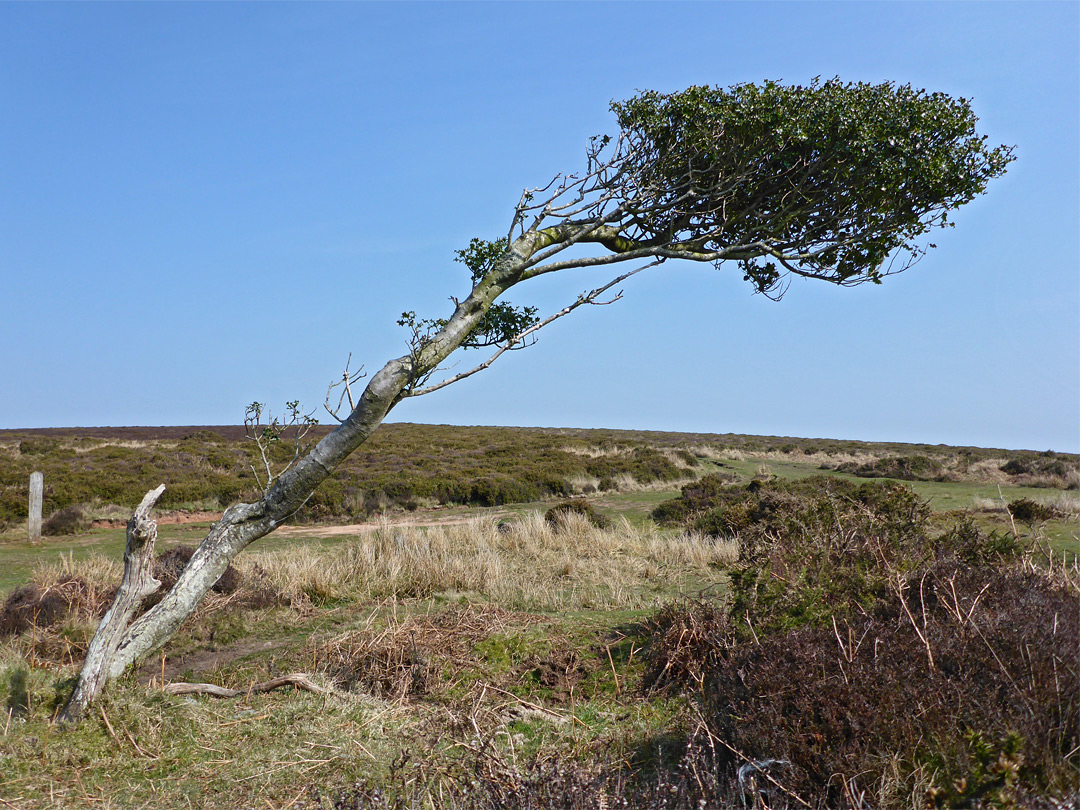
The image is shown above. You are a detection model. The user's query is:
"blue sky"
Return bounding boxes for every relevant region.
[1,2,1077,452]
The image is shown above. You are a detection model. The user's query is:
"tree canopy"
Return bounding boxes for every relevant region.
[607,80,1012,291]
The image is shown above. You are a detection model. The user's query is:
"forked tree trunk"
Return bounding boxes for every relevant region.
[58,485,166,724]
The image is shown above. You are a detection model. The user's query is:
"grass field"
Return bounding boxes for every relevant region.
[0,426,1076,809]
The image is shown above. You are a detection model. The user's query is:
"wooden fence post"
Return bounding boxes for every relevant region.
[29,471,43,543]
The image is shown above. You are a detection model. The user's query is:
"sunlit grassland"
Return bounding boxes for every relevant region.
[0,427,1076,808]
[0,513,734,809]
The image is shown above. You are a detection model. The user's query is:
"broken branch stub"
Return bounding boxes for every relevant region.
[57,484,166,725]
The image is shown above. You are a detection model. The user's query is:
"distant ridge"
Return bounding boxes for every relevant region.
[0,425,254,441]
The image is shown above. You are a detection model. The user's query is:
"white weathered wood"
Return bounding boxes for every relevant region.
[28,471,43,542]
[57,485,166,725]
[162,673,340,698]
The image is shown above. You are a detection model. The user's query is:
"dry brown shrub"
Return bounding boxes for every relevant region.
[153,545,242,596]
[644,566,1079,807]
[0,575,111,636]
[639,597,731,695]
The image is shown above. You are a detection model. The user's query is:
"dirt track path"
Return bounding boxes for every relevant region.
[125,506,525,538]
[271,508,521,538]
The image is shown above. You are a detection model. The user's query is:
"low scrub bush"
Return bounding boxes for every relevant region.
[18,437,59,456]
[999,454,1078,489]
[641,476,1078,806]
[313,733,754,810]
[836,453,945,481]
[1008,497,1057,524]
[701,565,1078,806]
[0,575,109,635]
[42,504,91,536]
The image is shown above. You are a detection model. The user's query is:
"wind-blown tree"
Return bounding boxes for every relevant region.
[58,78,1012,723]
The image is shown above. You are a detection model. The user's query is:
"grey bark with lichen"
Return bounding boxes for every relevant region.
[58,485,166,724]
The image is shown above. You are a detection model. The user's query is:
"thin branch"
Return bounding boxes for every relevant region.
[324,354,367,423]
[406,261,662,397]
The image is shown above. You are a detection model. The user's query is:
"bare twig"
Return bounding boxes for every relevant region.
[894,573,935,670]
[245,401,318,490]
[324,354,367,423]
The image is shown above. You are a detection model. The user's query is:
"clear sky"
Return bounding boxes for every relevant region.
[1,2,1077,452]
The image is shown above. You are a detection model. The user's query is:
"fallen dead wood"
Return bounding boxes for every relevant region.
[163,673,344,699]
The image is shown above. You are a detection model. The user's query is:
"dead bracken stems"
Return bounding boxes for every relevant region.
[894,571,935,670]
[323,353,367,423]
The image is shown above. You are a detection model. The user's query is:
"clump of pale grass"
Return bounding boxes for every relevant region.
[566,473,601,494]
[70,439,153,454]
[964,457,1014,483]
[243,518,503,605]
[682,444,727,461]
[246,512,731,612]
[1041,491,1080,518]
[971,496,1008,513]
[659,448,695,469]
[646,531,739,569]
[605,472,696,493]
[559,444,633,458]
[31,552,120,592]
[972,492,1079,519]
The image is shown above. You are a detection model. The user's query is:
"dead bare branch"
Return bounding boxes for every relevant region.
[324,354,367,423]
[163,673,346,699]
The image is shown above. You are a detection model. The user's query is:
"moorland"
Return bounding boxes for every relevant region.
[0,424,1076,809]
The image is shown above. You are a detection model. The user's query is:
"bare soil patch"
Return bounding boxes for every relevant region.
[137,638,289,685]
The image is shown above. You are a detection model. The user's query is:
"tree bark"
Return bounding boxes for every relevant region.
[57,485,166,724]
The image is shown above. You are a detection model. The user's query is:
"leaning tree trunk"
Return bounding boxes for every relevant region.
[57,233,559,723]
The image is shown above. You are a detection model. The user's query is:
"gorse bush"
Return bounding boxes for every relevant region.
[643,477,1079,807]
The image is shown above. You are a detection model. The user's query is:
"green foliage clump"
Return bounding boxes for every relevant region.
[837,453,945,481]
[650,473,737,528]
[611,79,1013,294]
[18,437,59,456]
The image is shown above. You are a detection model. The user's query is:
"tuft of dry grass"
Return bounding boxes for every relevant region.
[33,552,122,592]
[244,513,733,612]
